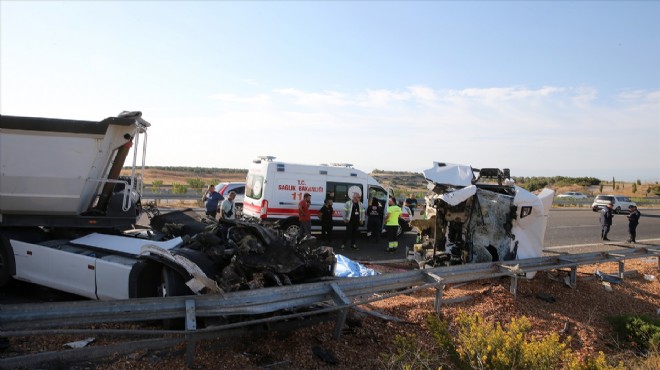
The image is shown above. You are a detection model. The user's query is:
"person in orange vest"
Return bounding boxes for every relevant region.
[384,197,402,252]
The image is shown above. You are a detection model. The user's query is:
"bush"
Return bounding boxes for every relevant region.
[186,178,205,190]
[422,312,624,370]
[651,185,660,197]
[172,184,188,194]
[379,334,438,370]
[608,314,660,353]
[151,179,163,193]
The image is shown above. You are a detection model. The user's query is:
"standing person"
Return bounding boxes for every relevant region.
[599,203,614,241]
[366,198,384,242]
[202,184,223,219]
[627,205,641,243]
[319,198,334,243]
[405,193,418,218]
[341,192,365,250]
[298,193,312,241]
[220,191,237,220]
[384,197,402,252]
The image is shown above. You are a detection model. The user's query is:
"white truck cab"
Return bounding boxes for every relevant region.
[242,156,410,238]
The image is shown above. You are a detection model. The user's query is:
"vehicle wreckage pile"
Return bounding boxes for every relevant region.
[147,209,336,295]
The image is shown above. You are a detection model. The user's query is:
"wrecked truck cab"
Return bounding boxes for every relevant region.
[411,162,554,274]
[142,209,337,296]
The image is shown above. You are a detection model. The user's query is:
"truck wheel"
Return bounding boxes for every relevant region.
[282,221,301,239]
[0,238,14,287]
[157,267,192,330]
[235,204,243,218]
[615,206,621,214]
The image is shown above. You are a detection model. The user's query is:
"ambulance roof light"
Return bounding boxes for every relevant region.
[330,163,353,168]
[254,155,276,164]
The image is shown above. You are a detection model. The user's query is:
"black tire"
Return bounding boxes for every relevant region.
[234,204,243,218]
[615,206,621,214]
[282,221,301,239]
[157,267,192,330]
[0,237,15,287]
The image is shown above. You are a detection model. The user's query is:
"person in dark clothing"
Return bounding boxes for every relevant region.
[627,205,641,243]
[599,203,614,241]
[319,199,334,243]
[202,185,224,219]
[366,198,384,242]
[405,193,418,217]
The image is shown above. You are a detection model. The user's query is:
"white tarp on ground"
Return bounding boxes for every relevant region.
[423,162,474,187]
[334,254,380,277]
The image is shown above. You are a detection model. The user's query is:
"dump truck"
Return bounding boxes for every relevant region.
[0,112,334,307]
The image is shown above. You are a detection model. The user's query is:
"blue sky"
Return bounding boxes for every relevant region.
[2,1,659,181]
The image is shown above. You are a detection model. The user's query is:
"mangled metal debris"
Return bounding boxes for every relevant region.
[145,209,336,295]
[410,162,554,275]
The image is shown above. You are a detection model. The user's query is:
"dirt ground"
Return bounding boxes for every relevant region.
[3,255,659,369]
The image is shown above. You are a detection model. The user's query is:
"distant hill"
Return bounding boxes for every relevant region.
[122,166,659,198]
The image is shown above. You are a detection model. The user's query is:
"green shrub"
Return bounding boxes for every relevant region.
[186,178,205,190]
[425,312,624,370]
[565,351,625,370]
[172,184,188,194]
[151,179,163,193]
[651,185,660,197]
[608,315,660,352]
[453,311,572,370]
[379,334,439,370]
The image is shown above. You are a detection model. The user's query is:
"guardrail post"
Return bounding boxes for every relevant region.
[510,276,518,295]
[422,271,445,313]
[185,299,197,367]
[330,283,351,339]
[570,266,577,287]
[618,261,625,280]
[434,285,444,313]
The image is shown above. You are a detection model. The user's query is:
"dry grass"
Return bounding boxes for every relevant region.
[121,168,246,186]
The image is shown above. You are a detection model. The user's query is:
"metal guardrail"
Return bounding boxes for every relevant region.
[2,246,659,367]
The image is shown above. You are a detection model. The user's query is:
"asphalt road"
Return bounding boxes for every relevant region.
[315,208,660,263]
[138,207,660,263]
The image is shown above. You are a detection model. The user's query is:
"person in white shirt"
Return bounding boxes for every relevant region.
[220,191,237,220]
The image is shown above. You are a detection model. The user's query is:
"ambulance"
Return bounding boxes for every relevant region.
[242,156,411,238]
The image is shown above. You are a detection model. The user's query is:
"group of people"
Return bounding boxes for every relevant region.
[202,185,237,220]
[298,192,418,252]
[598,203,641,243]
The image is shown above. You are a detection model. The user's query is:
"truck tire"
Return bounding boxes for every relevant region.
[0,237,15,287]
[158,267,192,330]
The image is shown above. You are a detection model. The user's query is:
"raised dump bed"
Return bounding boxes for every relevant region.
[0,111,148,223]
